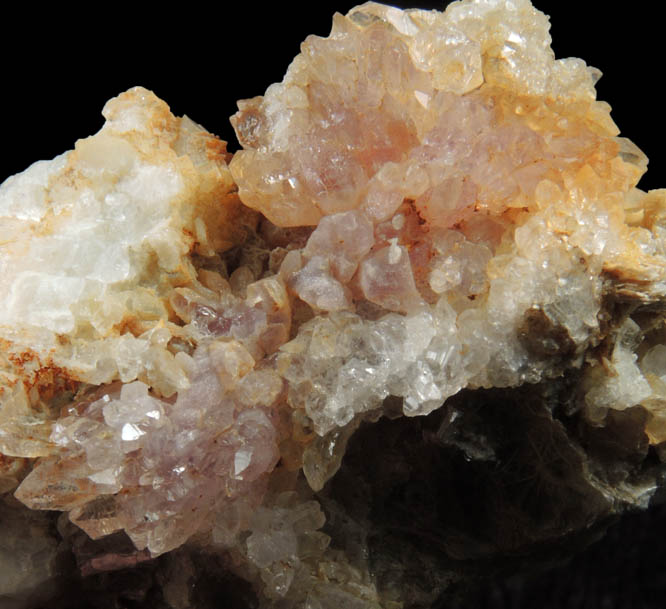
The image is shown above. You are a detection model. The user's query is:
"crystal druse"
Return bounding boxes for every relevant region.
[1,1,666,607]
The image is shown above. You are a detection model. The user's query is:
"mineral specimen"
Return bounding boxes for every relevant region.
[1,1,666,607]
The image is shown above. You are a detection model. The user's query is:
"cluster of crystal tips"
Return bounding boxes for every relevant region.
[1,1,666,606]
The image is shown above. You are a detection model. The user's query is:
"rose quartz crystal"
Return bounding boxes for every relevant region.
[2,1,666,607]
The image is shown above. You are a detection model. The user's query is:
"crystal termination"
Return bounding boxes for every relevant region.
[1,2,666,608]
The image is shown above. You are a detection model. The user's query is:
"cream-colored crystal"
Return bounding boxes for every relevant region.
[0,87,253,457]
[1,2,666,608]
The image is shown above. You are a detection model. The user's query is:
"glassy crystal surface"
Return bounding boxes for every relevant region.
[1,2,665,608]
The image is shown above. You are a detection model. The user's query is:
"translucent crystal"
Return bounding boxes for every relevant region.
[2,2,666,608]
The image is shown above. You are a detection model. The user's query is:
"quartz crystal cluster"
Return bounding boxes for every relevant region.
[2,1,666,608]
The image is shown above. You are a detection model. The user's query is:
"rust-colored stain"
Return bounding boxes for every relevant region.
[2,339,79,402]
[205,135,232,165]
[113,315,149,338]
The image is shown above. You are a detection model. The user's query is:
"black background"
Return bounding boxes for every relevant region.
[2,2,665,607]
[1,1,664,191]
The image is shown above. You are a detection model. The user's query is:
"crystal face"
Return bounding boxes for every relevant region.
[1,2,666,608]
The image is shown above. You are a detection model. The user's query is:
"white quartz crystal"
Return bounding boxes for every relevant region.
[2,2,666,608]
[0,87,249,458]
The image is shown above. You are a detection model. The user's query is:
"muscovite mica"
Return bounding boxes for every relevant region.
[2,1,666,607]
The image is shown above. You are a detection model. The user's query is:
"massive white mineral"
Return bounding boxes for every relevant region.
[1,1,665,607]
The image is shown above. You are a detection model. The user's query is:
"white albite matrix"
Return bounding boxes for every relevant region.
[1,0,666,606]
[0,87,256,459]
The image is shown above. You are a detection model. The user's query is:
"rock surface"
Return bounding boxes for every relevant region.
[1,1,666,608]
